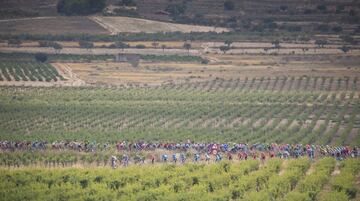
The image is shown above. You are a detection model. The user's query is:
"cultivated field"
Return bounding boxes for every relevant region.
[1,158,359,201]
[0,0,360,199]
[0,85,359,145]
[0,17,109,35]
[50,61,360,86]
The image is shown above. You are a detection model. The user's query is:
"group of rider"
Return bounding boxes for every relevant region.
[1,140,358,169]
[109,143,358,168]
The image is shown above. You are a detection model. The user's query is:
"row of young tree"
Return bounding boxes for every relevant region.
[6,38,355,55]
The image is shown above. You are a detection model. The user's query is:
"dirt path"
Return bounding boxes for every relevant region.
[278,159,289,175]
[52,63,86,86]
[90,16,119,35]
[0,63,87,87]
[354,173,360,201]
[317,162,341,197]
[305,162,316,176]
[0,16,56,22]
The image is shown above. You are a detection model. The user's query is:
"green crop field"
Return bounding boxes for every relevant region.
[0,158,359,201]
[0,61,64,82]
[0,85,359,145]
[0,0,360,199]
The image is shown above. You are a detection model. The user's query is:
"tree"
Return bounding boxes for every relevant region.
[115,41,129,51]
[151,42,159,49]
[279,5,288,12]
[57,0,106,16]
[35,53,48,63]
[129,59,139,68]
[53,43,63,54]
[8,39,22,48]
[341,35,358,45]
[271,40,281,50]
[219,45,231,54]
[79,41,94,51]
[224,0,235,11]
[315,39,328,48]
[339,45,350,54]
[165,4,186,17]
[161,44,167,53]
[120,0,136,6]
[317,5,327,12]
[38,41,54,47]
[183,43,192,55]
[332,26,343,33]
[224,40,233,48]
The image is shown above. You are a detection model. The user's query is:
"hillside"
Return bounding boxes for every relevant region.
[136,0,360,34]
[1,0,359,37]
[0,0,58,18]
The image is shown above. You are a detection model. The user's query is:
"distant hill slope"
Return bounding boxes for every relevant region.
[1,0,359,37]
[135,0,360,34]
[0,0,58,18]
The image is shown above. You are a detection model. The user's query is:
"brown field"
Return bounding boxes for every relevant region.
[1,35,359,88]
[53,56,360,87]
[0,17,109,35]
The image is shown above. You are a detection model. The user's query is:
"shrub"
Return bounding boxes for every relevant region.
[135,44,146,49]
[317,5,327,12]
[166,4,186,17]
[224,1,235,11]
[332,26,343,33]
[280,5,288,11]
[7,39,22,47]
[79,41,94,49]
[57,0,106,15]
[317,24,330,33]
[35,53,48,63]
[119,0,136,6]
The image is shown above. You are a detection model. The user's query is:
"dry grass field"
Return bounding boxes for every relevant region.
[90,16,229,34]
[54,55,360,86]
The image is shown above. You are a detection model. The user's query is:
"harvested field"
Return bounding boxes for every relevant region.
[53,61,360,87]
[90,16,229,34]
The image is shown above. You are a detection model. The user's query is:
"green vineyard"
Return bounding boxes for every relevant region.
[0,86,359,145]
[166,76,360,92]
[0,61,64,82]
[0,158,359,201]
